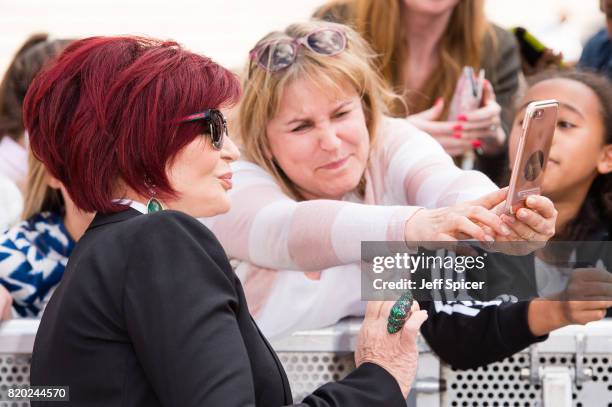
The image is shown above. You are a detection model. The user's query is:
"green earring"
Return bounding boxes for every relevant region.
[144,175,163,214]
[147,198,164,213]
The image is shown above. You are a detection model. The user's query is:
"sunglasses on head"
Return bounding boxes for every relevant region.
[248,28,347,76]
[179,108,227,150]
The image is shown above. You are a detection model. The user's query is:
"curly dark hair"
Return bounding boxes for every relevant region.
[521,69,612,240]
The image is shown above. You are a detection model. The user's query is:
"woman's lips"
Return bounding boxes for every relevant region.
[319,156,349,171]
[218,173,233,189]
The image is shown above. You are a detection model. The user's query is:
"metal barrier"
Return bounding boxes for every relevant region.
[0,320,36,407]
[0,319,610,406]
[272,318,612,407]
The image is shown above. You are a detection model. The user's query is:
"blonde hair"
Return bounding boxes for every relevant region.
[315,0,495,117]
[238,20,401,199]
[22,150,63,220]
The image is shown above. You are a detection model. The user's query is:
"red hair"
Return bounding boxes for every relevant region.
[23,36,241,213]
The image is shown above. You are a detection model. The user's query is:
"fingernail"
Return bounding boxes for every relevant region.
[485,235,495,242]
[457,114,468,121]
[453,124,463,131]
[527,196,536,206]
[500,225,511,235]
[518,209,527,219]
[472,140,482,148]
[453,133,462,139]
[503,215,516,224]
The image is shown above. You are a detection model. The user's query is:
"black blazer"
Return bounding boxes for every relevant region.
[30,209,405,407]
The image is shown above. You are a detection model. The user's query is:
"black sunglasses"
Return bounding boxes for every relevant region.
[179,109,227,150]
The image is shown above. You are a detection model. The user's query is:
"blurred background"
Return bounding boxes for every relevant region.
[0,0,607,73]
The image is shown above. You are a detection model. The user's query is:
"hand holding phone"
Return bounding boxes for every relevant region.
[448,67,485,121]
[505,100,559,215]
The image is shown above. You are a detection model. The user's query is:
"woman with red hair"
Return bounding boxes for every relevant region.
[25,36,427,407]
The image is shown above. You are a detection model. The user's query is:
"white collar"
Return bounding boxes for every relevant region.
[113,199,148,214]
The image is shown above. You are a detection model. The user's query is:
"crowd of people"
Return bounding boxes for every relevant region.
[0,0,611,406]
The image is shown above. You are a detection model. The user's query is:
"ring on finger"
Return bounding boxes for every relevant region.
[387,291,414,334]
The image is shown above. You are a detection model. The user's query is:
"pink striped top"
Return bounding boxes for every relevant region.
[202,117,498,338]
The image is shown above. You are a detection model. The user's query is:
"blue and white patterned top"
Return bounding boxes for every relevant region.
[0,212,74,317]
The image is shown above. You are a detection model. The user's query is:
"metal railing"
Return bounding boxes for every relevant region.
[0,319,610,406]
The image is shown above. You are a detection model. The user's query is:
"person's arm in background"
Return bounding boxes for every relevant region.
[422,294,612,371]
[528,263,612,334]
[202,160,421,271]
[379,118,499,208]
[407,243,546,370]
[421,263,612,370]
[420,300,547,369]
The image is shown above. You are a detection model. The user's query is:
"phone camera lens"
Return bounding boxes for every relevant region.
[534,109,544,119]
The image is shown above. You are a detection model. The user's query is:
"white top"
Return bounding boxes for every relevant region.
[0,136,27,185]
[0,176,23,231]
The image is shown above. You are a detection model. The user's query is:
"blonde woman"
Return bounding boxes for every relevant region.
[0,153,93,318]
[314,0,521,184]
[203,21,557,368]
